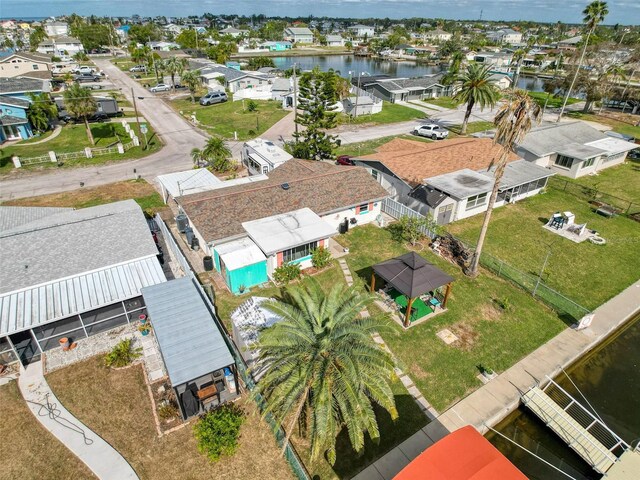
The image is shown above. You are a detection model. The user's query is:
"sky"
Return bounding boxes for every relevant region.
[1,0,639,25]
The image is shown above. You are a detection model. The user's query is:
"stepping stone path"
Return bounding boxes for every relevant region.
[337,259,439,420]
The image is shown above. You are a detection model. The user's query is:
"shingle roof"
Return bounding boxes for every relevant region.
[518,121,607,157]
[372,74,445,93]
[0,206,72,231]
[21,70,53,80]
[285,27,314,36]
[0,76,45,94]
[0,114,28,126]
[178,160,389,243]
[357,138,519,186]
[0,52,52,63]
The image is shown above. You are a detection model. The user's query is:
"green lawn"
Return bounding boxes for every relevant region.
[554,161,640,204]
[528,91,581,109]
[567,112,640,139]
[423,96,461,109]
[338,101,424,126]
[446,188,640,311]
[209,262,428,479]
[0,122,161,173]
[172,97,289,141]
[336,134,432,157]
[339,224,567,412]
[448,121,495,136]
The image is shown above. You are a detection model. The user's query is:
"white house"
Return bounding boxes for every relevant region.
[423,29,453,42]
[0,52,52,79]
[516,122,638,179]
[325,34,345,47]
[242,138,293,175]
[342,87,383,116]
[349,24,375,39]
[219,26,246,38]
[44,21,69,37]
[149,41,180,51]
[487,29,523,45]
[37,36,84,56]
[284,27,314,44]
[473,51,513,70]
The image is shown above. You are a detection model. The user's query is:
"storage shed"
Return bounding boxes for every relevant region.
[213,237,268,294]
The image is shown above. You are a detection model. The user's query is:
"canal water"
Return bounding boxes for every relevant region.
[269,54,548,91]
[486,316,640,480]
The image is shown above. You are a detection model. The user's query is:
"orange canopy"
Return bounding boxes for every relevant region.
[394,426,527,480]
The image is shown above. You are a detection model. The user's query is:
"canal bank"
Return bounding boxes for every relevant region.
[353,279,640,480]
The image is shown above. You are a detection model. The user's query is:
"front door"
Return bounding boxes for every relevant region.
[9,330,41,366]
[437,204,454,225]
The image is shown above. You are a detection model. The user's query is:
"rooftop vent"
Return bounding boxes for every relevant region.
[281,183,290,190]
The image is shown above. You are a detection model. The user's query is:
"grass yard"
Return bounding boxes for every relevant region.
[567,111,640,139]
[448,121,495,136]
[555,160,640,203]
[339,224,567,412]
[446,188,640,311]
[528,91,581,109]
[338,102,424,126]
[171,97,289,141]
[209,261,428,479]
[423,96,461,109]
[0,382,95,480]
[335,134,432,157]
[0,122,161,174]
[1,179,165,213]
[46,358,294,480]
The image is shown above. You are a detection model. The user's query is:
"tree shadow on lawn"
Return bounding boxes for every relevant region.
[326,393,428,480]
[91,123,118,146]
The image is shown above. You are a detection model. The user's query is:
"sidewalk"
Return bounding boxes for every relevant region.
[353,279,640,479]
[18,361,139,480]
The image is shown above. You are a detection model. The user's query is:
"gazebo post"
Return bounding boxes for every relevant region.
[404,296,415,327]
[443,283,452,308]
[370,272,376,292]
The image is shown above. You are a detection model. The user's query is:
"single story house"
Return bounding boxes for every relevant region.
[358,73,450,103]
[487,29,523,45]
[284,27,314,44]
[195,62,275,93]
[343,93,383,116]
[489,73,513,90]
[354,137,553,224]
[325,35,345,47]
[0,94,33,142]
[156,168,222,203]
[175,160,388,293]
[0,76,49,100]
[473,51,513,69]
[149,41,180,51]
[242,138,293,175]
[44,21,69,37]
[261,41,292,52]
[0,52,53,79]
[516,121,638,179]
[556,36,582,51]
[0,200,166,367]
[219,26,245,38]
[271,77,293,102]
[141,277,238,420]
[349,24,375,39]
[423,29,453,42]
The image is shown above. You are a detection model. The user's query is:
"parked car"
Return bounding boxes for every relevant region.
[413,124,449,140]
[73,66,95,75]
[335,155,355,166]
[199,91,228,105]
[74,73,101,83]
[61,112,109,124]
[129,65,147,72]
[82,84,103,90]
[150,83,171,93]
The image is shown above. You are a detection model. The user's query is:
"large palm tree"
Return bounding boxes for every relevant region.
[254,280,397,465]
[452,64,500,134]
[556,0,609,122]
[180,70,201,103]
[63,83,98,145]
[467,90,542,276]
[202,136,232,172]
[165,56,187,90]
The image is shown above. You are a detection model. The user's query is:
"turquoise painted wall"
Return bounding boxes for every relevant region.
[213,250,221,272]
[227,261,268,294]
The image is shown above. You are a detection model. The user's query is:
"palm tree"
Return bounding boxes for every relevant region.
[254,280,397,465]
[442,51,464,86]
[556,0,609,122]
[191,147,205,167]
[467,90,542,276]
[165,56,187,90]
[452,63,500,134]
[27,93,57,132]
[202,136,232,172]
[180,70,201,103]
[63,83,98,145]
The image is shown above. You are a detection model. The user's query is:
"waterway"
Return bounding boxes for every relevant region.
[269,54,548,92]
[486,316,640,480]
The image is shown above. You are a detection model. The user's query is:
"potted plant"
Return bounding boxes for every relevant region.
[138,314,147,324]
[59,337,70,351]
[138,323,152,336]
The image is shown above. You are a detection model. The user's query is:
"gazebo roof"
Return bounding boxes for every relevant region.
[372,252,454,299]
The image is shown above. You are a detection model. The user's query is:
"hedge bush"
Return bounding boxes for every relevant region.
[194,404,245,462]
[311,246,331,269]
[273,262,301,284]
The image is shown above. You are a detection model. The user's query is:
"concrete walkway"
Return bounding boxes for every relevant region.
[18,361,139,480]
[353,279,640,479]
[12,125,63,146]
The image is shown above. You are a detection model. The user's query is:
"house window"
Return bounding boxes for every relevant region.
[359,203,370,214]
[466,193,488,210]
[555,155,574,169]
[32,64,39,70]
[581,157,596,169]
[282,241,318,263]
[371,169,379,181]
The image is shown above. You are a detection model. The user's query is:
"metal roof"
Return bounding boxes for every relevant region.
[156,168,221,199]
[481,160,555,190]
[242,208,337,256]
[245,138,293,167]
[216,237,266,271]
[0,256,165,336]
[142,277,234,387]
[427,169,494,199]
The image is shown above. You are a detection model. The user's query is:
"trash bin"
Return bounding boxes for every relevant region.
[203,256,214,271]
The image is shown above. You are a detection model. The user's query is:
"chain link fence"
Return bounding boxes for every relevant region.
[548,176,640,216]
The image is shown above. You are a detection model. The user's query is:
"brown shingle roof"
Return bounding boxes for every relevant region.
[178,160,389,244]
[358,138,519,186]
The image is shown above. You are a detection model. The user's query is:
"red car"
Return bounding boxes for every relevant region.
[336,155,355,166]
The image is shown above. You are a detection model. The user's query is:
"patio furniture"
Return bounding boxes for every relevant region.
[197,384,218,401]
[429,297,441,309]
[550,213,564,230]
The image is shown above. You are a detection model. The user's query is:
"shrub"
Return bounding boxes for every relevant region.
[194,404,245,462]
[398,215,437,246]
[247,100,258,112]
[158,401,179,420]
[311,246,331,269]
[104,338,142,368]
[273,262,302,284]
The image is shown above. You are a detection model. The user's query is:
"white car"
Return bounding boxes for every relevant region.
[150,83,170,93]
[74,66,95,75]
[414,124,449,140]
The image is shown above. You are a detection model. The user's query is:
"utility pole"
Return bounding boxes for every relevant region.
[131,87,146,149]
[353,71,362,119]
[292,63,299,140]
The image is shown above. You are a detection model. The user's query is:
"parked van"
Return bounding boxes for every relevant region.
[200,91,228,106]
